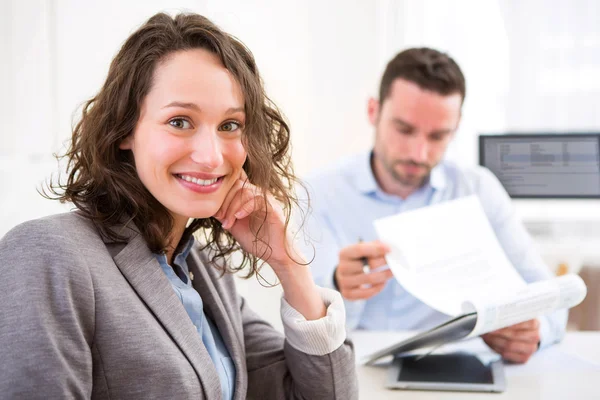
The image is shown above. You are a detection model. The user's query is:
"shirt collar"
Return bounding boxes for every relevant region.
[352,150,447,194]
[428,162,447,191]
[173,235,196,267]
[154,235,196,268]
[353,150,379,194]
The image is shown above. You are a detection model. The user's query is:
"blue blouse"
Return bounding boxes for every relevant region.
[154,237,235,400]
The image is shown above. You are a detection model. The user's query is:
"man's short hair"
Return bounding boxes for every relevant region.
[379,47,466,104]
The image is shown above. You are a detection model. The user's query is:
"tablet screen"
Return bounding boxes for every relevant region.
[397,354,494,384]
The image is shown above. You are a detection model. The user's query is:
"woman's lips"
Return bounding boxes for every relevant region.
[175,173,224,194]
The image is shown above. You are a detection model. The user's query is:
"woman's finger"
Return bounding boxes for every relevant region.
[234,198,257,220]
[223,187,260,229]
[215,179,245,221]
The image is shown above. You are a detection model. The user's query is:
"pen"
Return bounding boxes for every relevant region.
[358,237,370,274]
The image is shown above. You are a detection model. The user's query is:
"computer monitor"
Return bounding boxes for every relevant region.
[479,133,600,199]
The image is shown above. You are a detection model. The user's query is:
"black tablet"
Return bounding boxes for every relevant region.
[386,352,505,393]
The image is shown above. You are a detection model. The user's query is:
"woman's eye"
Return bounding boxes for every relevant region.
[220,121,241,132]
[169,118,192,129]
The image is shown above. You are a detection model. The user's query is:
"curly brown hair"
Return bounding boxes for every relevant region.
[46,12,303,277]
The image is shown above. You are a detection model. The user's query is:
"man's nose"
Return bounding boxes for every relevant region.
[410,137,428,163]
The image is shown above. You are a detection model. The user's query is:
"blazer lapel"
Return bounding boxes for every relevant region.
[110,233,221,399]
[188,253,247,400]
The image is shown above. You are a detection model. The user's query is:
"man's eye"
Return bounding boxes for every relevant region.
[220,121,241,132]
[169,118,192,129]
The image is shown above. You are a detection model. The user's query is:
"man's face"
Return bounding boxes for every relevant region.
[370,79,462,192]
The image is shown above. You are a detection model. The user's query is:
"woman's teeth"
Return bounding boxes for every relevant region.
[179,174,218,186]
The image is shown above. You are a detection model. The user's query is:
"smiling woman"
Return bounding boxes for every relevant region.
[46,13,296,276]
[0,12,357,400]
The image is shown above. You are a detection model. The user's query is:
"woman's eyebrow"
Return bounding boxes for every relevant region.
[162,101,199,110]
[225,107,245,114]
[161,103,244,115]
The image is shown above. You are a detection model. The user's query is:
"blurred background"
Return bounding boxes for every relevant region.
[1,0,599,331]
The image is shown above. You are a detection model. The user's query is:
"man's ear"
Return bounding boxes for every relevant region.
[367,97,380,126]
[450,111,462,140]
[119,135,133,150]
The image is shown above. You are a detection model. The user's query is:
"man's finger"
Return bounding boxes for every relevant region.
[339,241,390,261]
[364,256,389,271]
[519,319,540,330]
[343,282,387,300]
[483,334,538,363]
[502,350,533,364]
[338,255,388,276]
[337,259,370,276]
[502,339,538,356]
[338,268,394,289]
[482,334,508,352]
[486,322,541,344]
[485,328,540,344]
[500,319,539,332]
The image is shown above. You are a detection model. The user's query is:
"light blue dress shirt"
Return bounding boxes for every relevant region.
[300,150,567,349]
[154,237,235,400]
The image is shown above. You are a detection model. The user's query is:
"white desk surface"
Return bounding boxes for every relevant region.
[352,331,600,400]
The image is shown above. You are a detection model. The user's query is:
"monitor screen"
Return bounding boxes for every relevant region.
[479,133,600,198]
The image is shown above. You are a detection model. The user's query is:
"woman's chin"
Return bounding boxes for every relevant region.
[172,207,221,222]
[188,211,219,220]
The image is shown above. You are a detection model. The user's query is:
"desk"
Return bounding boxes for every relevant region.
[353,331,600,399]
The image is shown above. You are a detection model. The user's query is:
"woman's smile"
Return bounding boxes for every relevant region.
[174,173,225,194]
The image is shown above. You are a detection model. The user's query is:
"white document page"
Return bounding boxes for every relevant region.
[373,195,527,316]
[463,274,587,337]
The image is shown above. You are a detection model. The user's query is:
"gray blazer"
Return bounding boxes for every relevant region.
[0,212,357,399]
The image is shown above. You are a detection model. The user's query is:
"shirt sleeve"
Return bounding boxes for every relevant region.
[279,286,347,355]
[476,167,567,348]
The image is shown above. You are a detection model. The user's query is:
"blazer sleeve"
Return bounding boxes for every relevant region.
[0,219,95,399]
[241,290,358,400]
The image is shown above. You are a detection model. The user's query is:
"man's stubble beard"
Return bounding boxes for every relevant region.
[386,158,431,189]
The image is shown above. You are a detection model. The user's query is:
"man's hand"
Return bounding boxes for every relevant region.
[481,319,541,364]
[335,241,393,300]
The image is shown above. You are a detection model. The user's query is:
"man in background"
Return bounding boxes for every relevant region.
[301,47,566,364]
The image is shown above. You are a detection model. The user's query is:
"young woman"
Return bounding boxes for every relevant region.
[0,12,356,399]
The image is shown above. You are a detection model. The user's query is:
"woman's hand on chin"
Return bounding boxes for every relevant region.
[213,170,303,273]
[214,171,326,320]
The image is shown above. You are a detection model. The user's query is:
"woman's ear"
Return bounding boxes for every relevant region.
[119,135,133,150]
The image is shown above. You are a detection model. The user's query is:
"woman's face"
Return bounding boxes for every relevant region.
[120,49,247,226]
